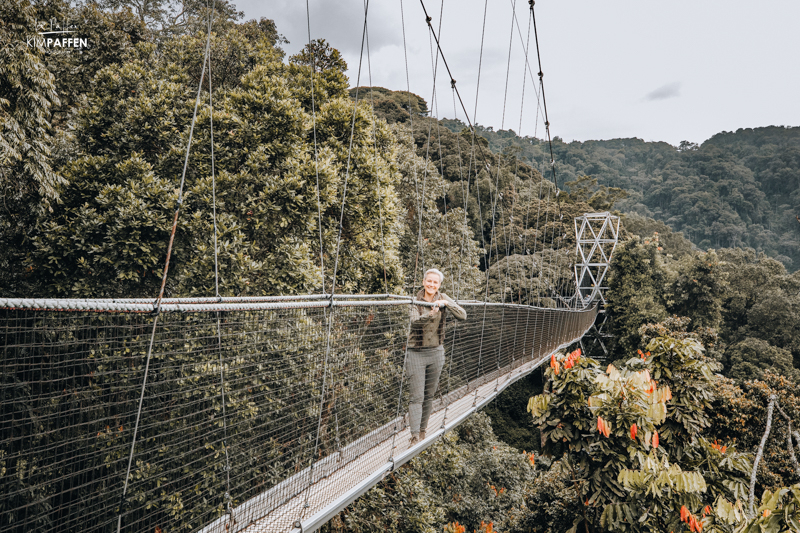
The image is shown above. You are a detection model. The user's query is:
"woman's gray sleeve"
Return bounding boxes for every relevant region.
[443,294,467,321]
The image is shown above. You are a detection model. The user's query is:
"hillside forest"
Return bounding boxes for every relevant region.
[2,0,800,531]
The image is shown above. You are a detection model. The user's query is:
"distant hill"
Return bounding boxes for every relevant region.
[445,120,800,270]
[353,87,800,270]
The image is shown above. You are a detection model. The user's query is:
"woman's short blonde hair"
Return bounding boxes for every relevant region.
[424,268,444,283]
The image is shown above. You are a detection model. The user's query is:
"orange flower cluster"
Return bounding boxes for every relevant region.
[711,439,728,454]
[637,349,651,360]
[680,505,703,532]
[443,521,466,533]
[487,483,504,496]
[630,424,637,440]
[652,431,659,448]
[550,349,582,375]
[702,505,711,517]
[478,521,496,533]
[763,509,771,518]
[597,416,611,438]
[523,451,535,465]
[564,348,581,369]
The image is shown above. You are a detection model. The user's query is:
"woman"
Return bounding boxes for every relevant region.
[407,268,467,445]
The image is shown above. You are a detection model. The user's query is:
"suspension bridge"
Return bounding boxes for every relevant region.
[0,0,622,531]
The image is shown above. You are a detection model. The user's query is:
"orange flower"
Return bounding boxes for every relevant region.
[638,349,646,360]
[478,521,495,533]
[630,424,637,440]
[703,505,711,516]
[597,417,610,438]
[550,354,561,375]
[563,349,581,370]
[444,522,466,533]
[762,509,771,518]
[680,505,689,522]
[652,431,659,449]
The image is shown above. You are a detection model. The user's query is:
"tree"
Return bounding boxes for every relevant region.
[605,239,669,356]
[291,38,347,73]
[97,0,242,36]
[0,0,65,295]
[668,250,725,330]
[527,333,751,533]
[28,28,404,297]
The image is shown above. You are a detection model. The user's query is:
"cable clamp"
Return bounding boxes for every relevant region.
[450,78,457,88]
[529,0,535,6]
[538,71,543,79]
[294,520,304,531]
[426,15,432,24]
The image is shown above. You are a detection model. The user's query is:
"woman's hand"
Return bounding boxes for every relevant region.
[428,299,447,315]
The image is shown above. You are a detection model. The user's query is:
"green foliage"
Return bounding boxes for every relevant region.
[709,372,800,496]
[606,239,669,355]
[563,175,628,212]
[527,334,751,533]
[736,484,800,533]
[0,0,63,203]
[482,372,543,453]
[26,28,404,297]
[623,212,695,258]
[667,250,725,330]
[97,0,243,36]
[460,124,800,271]
[725,338,799,383]
[0,0,66,295]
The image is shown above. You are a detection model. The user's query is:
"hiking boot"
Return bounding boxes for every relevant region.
[409,434,419,446]
[419,430,426,441]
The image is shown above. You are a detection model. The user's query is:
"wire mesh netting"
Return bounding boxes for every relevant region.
[0,297,596,533]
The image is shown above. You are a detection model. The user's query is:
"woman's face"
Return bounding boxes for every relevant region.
[424,273,441,296]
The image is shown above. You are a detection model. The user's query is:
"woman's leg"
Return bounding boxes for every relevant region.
[406,349,425,436]
[419,347,446,433]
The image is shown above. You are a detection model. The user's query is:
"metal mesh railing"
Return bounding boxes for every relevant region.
[0,296,596,533]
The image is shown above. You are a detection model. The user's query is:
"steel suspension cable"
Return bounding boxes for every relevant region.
[304,0,372,515]
[116,3,216,532]
[363,20,390,294]
[206,14,233,525]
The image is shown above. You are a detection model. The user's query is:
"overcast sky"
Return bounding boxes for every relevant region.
[236,0,800,147]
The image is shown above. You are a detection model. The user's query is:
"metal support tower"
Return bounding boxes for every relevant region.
[574,212,620,306]
[573,212,620,357]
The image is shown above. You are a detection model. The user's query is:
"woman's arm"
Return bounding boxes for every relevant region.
[410,302,435,323]
[441,294,467,321]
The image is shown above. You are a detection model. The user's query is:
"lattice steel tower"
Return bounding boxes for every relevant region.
[574,212,620,307]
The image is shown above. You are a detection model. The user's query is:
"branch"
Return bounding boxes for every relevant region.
[749,394,776,516]
[774,402,800,478]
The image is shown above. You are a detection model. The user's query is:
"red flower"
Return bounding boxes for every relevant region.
[630,424,637,440]
[597,417,610,438]
[550,354,561,375]
[680,505,689,522]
